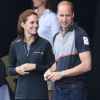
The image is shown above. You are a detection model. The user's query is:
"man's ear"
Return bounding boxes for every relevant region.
[72,12,74,18]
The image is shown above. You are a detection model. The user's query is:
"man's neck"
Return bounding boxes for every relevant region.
[37,6,46,18]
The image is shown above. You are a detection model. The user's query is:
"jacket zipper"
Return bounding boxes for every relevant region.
[24,44,29,56]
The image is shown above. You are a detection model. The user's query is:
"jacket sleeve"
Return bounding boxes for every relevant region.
[7,42,17,76]
[35,42,55,74]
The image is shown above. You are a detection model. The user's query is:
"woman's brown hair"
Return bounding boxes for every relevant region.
[17,9,37,38]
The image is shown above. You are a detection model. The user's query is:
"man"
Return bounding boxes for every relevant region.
[44,1,91,100]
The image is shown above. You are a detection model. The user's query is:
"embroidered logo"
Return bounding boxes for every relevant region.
[83,36,89,45]
[33,52,43,55]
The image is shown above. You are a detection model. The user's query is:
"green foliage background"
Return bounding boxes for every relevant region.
[2,56,15,92]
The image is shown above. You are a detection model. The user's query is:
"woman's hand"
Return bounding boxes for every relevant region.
[15,63,36,75]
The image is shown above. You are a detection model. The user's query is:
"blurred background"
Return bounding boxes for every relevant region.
[0,0,100,100]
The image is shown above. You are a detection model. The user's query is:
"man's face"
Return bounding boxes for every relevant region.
[57,5,74,31]
[32,0,44,8]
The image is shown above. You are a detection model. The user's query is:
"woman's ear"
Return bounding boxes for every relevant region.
[21,22,25,28]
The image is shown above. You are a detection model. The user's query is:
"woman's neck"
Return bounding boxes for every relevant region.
[24,34,35,45]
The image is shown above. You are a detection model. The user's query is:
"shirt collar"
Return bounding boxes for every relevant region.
[60,22,78,35]
[35,9,51,16]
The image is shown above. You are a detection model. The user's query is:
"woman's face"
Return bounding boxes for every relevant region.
[22,14,39,35]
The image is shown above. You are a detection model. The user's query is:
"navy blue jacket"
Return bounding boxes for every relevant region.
[7,36,55,99]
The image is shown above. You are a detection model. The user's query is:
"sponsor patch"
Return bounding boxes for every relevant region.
[83,36,89,45]
[33,52,43,55]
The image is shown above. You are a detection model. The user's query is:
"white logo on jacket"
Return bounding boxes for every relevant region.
[33,52,43,55]
[83,36,89,45]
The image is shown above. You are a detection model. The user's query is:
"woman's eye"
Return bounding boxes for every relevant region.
[31,21,34,24]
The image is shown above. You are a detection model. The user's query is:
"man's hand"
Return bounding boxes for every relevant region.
[44,63,57,81]
[44,69,52,81]
[47,71,65,82]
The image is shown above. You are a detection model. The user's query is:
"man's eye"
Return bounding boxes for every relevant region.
[60,14,64,17]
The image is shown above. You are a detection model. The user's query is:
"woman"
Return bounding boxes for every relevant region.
[7,9,55,100]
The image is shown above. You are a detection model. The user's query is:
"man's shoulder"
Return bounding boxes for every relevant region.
[74,24,88,37]
[45,9,56,17]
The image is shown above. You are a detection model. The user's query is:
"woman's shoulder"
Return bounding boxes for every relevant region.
[38,36,51,45]
[10,38,22,46]
[38,36,49,42]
